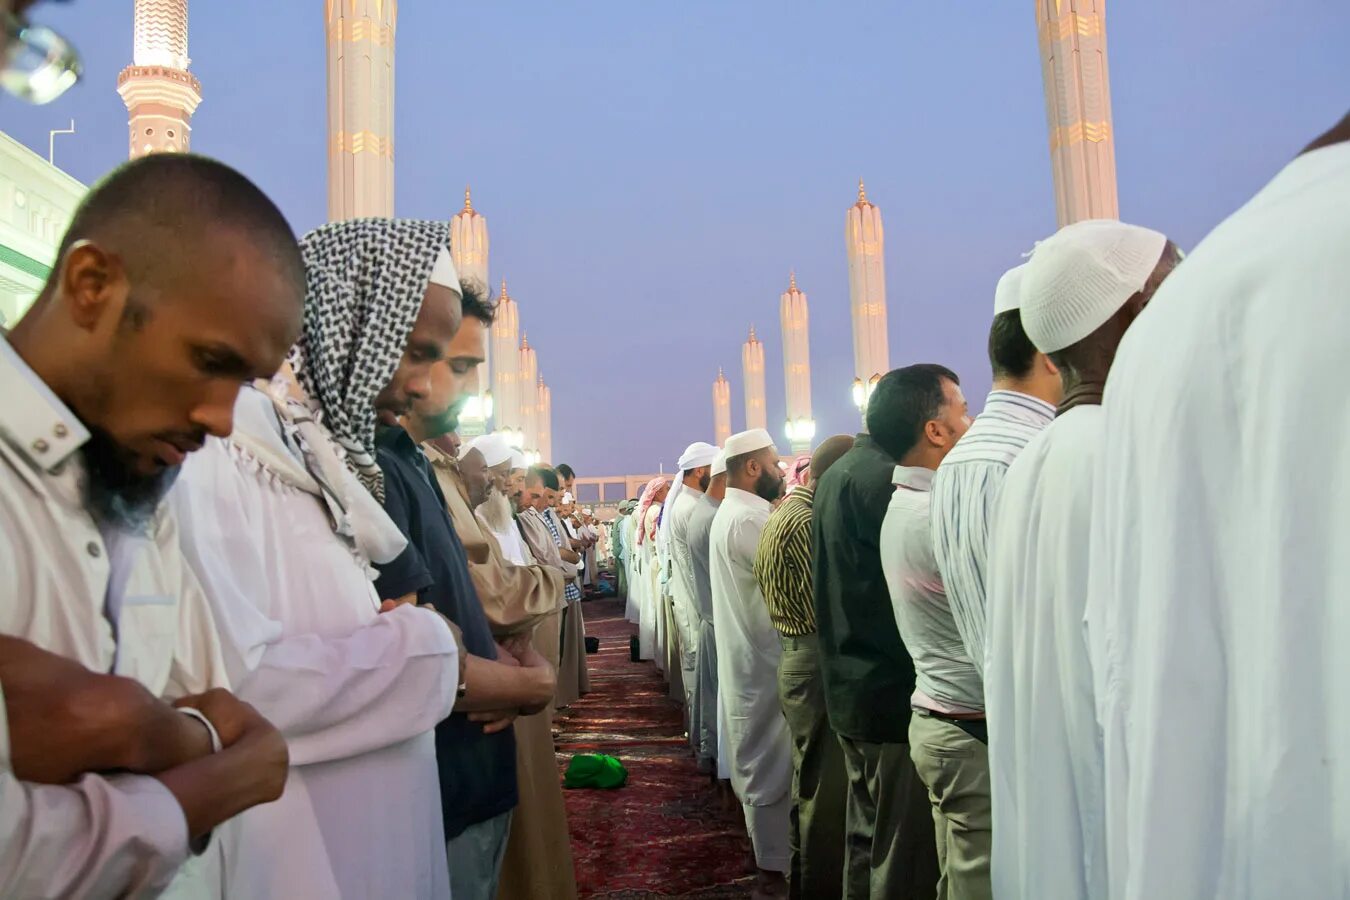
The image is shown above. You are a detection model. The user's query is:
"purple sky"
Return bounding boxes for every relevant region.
[7,1,1348,478]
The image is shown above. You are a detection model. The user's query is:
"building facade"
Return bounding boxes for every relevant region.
[0,133,85,328]
[326,0,397,219]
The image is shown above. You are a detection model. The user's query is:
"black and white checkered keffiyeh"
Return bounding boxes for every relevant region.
[289,218,450,503]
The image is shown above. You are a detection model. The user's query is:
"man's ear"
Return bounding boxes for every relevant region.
[60,241,126,333]
[1039,352,1060,377]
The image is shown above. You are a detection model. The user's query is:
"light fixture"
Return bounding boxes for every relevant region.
[482,390,494,421]
[852,374,882,412]
[785,417,817,444]
[503,428,524,449]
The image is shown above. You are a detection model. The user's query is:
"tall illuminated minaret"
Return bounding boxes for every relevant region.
[117,0,201,158]
[713,368,732,447]
[518,335,539,455]
[451,187,491,434]
[780,272,815,453]
[536,375,553,464]
[742,326,767,433]
[1037,0,1119,225]
[846,180,890,406]
[491,280,521,439]
[326,0,396,219]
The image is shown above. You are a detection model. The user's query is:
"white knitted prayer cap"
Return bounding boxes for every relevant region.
[711,450,728,477]
[993,263,1028,315]
[1020,219,1167,353]
[723,428,777,460]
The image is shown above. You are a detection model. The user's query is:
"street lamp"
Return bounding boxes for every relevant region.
[852,373,882,413]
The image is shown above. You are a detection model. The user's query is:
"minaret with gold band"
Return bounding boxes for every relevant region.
[1037,0,1120,225]
[742,325,767,432]
[780,272,815,453]
[712,368,732,447]
[491,280,522,445]
[118,0,201,158]
[325,0,396,220]
[452,187,492,435]
[536,375,553,464]
[518,335,539,459]
[846,179,889,414]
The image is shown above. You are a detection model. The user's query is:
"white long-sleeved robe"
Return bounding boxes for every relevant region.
[171,387,458,899]
[1089,140,1350,900]
[667,486,706,747]
[686,494,724,769]
[622,514,641,624]
[985,407,1105,900]
[637,503,663,661]
[709,487,792,865]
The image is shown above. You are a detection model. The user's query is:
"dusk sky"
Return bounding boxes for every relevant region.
[6,1,1347,479]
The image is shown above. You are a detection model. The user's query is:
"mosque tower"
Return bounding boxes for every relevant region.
[491,280,522,443]
[326,0,396,219]
[845,180,890,412]
[536,375,553,465]
[742,326,767,433]
[451,187,491,435]
[713,369,732,448]
[779,272,815,453]
[518,335,539,458]
[1037,0,1120,225]
[118,0,201,158]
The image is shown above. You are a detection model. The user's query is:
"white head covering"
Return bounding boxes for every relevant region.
[711,450,728,478]
[993,262,1028,315]
[561,492,575,505]
[509,450,527,470]
[723,428,777,460]
[1020,219,1168,353]
[473,433,513,467]
[429,247,460,290]
[660,440,720,552]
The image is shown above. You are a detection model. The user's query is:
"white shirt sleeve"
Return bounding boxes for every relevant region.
[170,441,458,769]
[0,686,189,900]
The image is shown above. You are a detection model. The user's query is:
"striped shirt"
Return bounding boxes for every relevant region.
[930,390,1055,679]
[753,486,816,637]
[540,510,582,602]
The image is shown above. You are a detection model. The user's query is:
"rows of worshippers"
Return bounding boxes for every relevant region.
[607,111,1350,900]
[0,153,609,899]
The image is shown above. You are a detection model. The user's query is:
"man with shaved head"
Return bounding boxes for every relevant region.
[754,434,854,899]
[0,154,305,893]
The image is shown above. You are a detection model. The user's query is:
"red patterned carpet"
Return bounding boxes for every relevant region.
[556,597,756,898]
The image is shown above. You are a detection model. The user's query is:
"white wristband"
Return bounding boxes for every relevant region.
[178,707,223,753]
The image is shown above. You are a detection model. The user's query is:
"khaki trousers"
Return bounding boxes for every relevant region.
[839,734,939,900]
[778,633,848,900]
[909,712,992,900]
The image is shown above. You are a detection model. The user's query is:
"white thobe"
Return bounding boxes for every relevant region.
[1089,140,1350,900]
[478,512,532,567]
[985,407,1104,900]
[0,683,192,899]
[710,488,792,868]
[0,336,230,897]
[171,387,458,899]
[686,495,724,769]
[637,504,662,660]
[622,514,641,623]
[667,486,705,737]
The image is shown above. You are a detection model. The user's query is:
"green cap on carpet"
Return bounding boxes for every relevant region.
[563,753,628,789]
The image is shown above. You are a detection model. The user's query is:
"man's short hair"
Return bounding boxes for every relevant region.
[866,364,959,460]
[529,465,560,492]
[460,280,497,326]
[987,310,1039,380]
[47,153,304,306]
[557,464,576,481]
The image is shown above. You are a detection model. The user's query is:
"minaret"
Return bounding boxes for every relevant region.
[451,187,491,435]
[846,180,890,404]
[742,326,767,432]
[518,334,539,456]
[713,368,732,447]
[491,279,521,440]
[780,272,815,453]
[1037,0,1119,225]
[326,0,396,220]
[117,0,201,158]
[536,375,553,465]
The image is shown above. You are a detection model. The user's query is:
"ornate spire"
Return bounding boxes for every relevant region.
[538,372,545,387]
[521,332,529,349]
[717,367,726,379]
[857,178,869,205]
[463,184,473,213]
[788,270,798,292]
[748,324,758,343]
[499,278,509,299]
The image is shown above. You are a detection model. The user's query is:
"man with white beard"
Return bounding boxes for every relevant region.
[710,428,791,899]
[984,219,1180,900]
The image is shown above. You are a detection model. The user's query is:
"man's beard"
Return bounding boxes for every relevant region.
[698,472,711,492]
[81,426,178,532]
[753,467,783,503]
[480,489,515,533]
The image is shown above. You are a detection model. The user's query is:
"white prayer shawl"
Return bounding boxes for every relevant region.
[985,407,1106,900]
[1089,140,1350,900]
[709,488,791,807]
[171,387,458,899]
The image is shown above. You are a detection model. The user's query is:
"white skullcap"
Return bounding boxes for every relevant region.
[561,492,575,504]
[1020,219,1167,353]
[457,436,480,461]
[993,262,1028,315]
[677,441,719,471]
[509,450,527,469]
[723,428,777,460]
[474,433,512,468]
[582,507,593,516]
[429,247,461,294]
[711,451,728,477]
